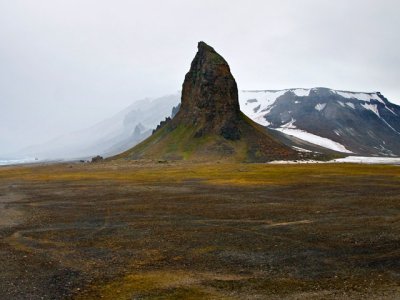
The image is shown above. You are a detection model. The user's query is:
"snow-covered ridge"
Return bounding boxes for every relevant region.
[239,88,380,151]
[241,88,311,98]
[239,87,400,155]
[333,90,383,103]
[239,88,398,127]
[240,88,383,108]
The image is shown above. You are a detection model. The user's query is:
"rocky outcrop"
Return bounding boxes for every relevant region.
[116,42,302,162]
[152,117,171,134]
[91,155,103,163]
[171,104,180,118]
[172,42,241,140]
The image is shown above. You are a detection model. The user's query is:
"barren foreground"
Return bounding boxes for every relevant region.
[0,162,399,299]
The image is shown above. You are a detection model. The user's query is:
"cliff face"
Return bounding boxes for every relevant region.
[174,42,241,140]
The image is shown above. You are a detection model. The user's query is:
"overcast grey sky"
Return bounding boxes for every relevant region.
[1,0,400,155]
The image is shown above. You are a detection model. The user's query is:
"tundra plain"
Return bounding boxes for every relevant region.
[0,161,399,299]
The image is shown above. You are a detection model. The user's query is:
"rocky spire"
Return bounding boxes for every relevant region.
[173,41,241,140]
[117,42,301,162]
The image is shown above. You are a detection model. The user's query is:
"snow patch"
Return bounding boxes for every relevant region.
[292,146,312,153]
[335,91,383,103]
[361,103,380,117]
[281,119,296,129]
[292,89,311,97]
[274,127,353,153]
[337,101,345,107]
[315,103,326,111]
[385,106,398,116]
[346,102,355,109]
[253,115,270,127]
[239,90,289,127]
[270,156,400,165]
[361,103,400,134]
[269,160,324,164]
[332,156,400,164]
[381,119,400,135]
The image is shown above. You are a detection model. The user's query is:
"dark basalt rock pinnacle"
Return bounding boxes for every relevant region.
[117,41,302,162]
[172,41,241,140]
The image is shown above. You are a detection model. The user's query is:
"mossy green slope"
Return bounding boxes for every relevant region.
[114,112,298,162]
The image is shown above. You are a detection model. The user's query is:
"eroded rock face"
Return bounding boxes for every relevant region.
[173,41,241,140]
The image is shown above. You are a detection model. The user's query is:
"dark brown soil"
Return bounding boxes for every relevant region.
[0,161,399,299]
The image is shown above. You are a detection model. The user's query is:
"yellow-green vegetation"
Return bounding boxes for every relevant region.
[113,111,303,163]
[0,161,399,299]
[1,161,399,186]
[118,124,243,161]
[114,123,249,162]
[75,271,234,300]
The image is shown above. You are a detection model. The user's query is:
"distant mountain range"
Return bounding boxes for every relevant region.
[12,87,400,160]
[13,94,179,160]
